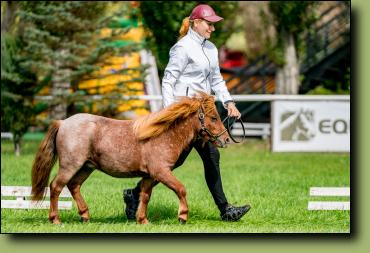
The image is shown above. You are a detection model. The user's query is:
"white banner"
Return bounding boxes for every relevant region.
[272,100,350,152]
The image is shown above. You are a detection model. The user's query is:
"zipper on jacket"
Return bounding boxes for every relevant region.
[201,39,211,90]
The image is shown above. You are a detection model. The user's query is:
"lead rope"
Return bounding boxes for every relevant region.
[222,116,246,143]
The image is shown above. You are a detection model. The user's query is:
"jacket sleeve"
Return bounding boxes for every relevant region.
[210,52,233,106]
[162,44,188,108]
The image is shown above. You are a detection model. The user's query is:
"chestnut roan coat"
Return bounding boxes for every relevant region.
[31,92,230,224]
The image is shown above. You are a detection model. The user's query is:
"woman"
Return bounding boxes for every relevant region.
[124,4,250,222]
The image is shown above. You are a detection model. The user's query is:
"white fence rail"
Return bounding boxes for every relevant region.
[230,122,270,140]
[308,201,350,210]
[308,187,350,211]
[1,186,72,210]
[1,132,13,139]
[310,187,350,196]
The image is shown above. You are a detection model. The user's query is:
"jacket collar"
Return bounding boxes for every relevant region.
[188,27,207,45]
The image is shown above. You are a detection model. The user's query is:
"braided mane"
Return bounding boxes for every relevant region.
[133,92,215,141]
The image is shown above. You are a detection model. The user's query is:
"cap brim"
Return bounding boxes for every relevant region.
[203,15,223,23]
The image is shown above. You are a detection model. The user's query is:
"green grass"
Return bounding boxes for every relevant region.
[1,138,350,233]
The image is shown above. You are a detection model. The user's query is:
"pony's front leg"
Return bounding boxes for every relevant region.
[155,170,188,224]
[136,177,155,224]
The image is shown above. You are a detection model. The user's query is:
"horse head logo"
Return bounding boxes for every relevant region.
[280,109,316,141]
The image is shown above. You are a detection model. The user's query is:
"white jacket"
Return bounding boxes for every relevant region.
[161,27,233,108]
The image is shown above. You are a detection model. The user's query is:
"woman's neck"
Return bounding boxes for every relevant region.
[188,26,206,44]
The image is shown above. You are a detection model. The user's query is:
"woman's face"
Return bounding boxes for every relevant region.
[193,19,215,39]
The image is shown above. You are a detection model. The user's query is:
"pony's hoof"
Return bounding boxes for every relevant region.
[178,218,187,225]
[81,217,90,223]
[50,219,61,225]
[137,219,149,225]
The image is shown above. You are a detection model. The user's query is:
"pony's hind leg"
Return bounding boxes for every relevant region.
[49,168,77,224]
[136,177,155,224]
[67,164,94,222]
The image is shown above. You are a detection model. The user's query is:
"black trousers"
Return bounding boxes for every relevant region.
[132,139,228,212]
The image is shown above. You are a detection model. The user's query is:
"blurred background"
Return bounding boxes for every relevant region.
[1,1,350,155]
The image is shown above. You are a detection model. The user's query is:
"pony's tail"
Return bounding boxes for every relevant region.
[178,17,190,40]
[31,120,61,201]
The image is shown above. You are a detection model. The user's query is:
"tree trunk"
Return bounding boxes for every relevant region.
[13,134,21,156]
[50,49,70,120]
[1,2,17,33]
[240,1,276,58]
[275,32,300,94]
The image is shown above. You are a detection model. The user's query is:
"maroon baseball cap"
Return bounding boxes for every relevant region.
[189,4,223,23]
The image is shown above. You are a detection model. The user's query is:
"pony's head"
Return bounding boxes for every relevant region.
[194,92,231,147]
[133,92,230,147]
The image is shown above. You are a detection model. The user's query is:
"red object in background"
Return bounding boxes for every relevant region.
[130,1,140,8]
[220,47,247,69]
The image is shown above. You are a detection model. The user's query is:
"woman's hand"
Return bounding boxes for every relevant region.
[226,102,241,119]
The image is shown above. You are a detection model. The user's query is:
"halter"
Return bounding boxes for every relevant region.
[198,106,227,143]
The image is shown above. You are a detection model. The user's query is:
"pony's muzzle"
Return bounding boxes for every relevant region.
[225,137,231,144]
[216,137,230,148]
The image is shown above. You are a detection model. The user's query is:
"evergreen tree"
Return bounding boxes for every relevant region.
[17,1,144,119]
[1,1,145,154]
[1,33,48,155]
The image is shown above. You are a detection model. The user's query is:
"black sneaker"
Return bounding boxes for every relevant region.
[123,189,139,220]
[221,204,251,221]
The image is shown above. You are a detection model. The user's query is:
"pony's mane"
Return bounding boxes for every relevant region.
[133,92,215,141]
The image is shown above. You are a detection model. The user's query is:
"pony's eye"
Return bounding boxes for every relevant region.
[211,116,217,122]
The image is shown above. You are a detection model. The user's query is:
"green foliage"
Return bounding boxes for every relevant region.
[268,2,319,65]
[15,2,146,118]
[269,2,318,35]
[17,2,138,81]
[139,1,238,76]
[306,67,350,95]
[1,33,48,151]
[1,2,146,153]
[307,85,344,95]
[344,67,350,90]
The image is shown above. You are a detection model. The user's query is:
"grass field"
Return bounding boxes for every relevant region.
[1,137,350,233]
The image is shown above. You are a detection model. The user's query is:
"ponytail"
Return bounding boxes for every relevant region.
[178,17,191,40]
